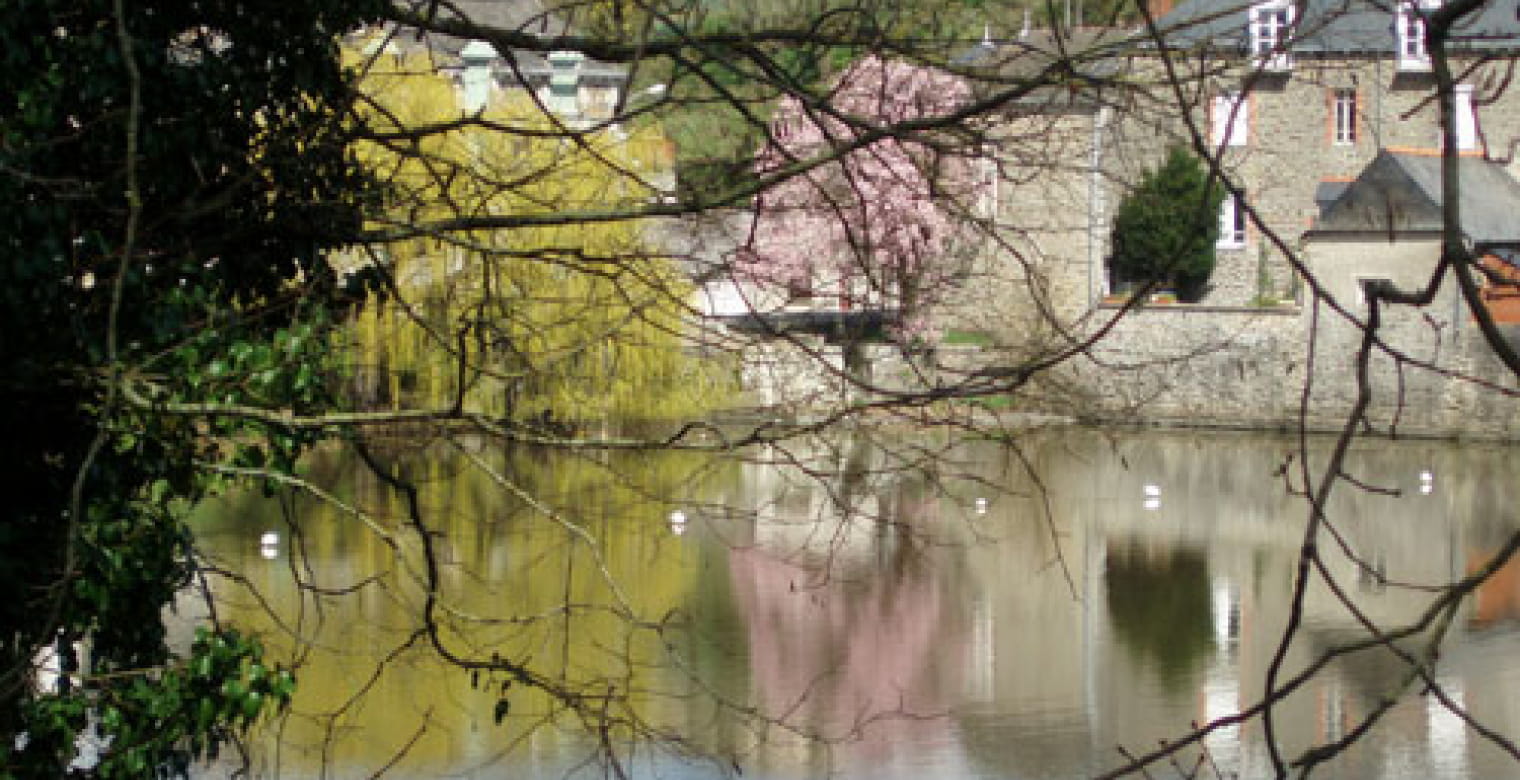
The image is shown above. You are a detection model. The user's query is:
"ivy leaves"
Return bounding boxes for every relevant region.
[1,0,379,774]
[16,628,294,779]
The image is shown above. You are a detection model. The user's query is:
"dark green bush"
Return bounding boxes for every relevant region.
[1109,146,1226,303]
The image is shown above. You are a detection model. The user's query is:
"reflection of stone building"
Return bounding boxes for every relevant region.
[937,430,1520,777]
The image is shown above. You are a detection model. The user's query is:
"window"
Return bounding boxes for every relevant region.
[1454,83,1477,151]
[1333,89,1357,145]
[1218,192,1246,247]
[1249,1,1294,70]
[1211,92,1249,147]
[1356,276,1391,307]
[1396,0,1432,71]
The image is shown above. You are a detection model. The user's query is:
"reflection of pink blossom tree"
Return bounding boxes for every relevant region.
[739,56,977,338]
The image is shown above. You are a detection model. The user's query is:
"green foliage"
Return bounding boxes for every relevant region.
[0,0,381,774]
[1109,146,1225,303]
[10,629,294,778]
[939,329,996,347]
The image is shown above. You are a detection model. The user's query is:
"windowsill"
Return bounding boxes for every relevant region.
[1397,58,1432,73]
[1097,299,1300,314]
[1251,55,1293,73]
[1216,241,1247,251]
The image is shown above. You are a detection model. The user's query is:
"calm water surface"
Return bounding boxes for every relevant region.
[190,428,1520,778]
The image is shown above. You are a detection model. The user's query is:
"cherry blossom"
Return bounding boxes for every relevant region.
[739,56,978,338]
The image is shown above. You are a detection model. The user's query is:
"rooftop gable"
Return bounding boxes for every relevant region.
[1313,149,1520,244]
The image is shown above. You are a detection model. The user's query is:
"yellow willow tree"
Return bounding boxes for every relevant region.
[342,45,726,426]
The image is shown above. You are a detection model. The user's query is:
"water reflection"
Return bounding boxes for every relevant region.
[189,428,1520,779]
[1104,541,1213,695]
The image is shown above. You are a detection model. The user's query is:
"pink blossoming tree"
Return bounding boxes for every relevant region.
[739,56,979,340]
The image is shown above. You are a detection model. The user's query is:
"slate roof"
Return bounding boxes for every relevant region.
[390,0,568,56]
[383,0,625,86]
[1311,150,1520,244]
[953,27,1132,71]
[1315,179,1351,216]
[1154,0,1520,55]
[952,27,1133,108]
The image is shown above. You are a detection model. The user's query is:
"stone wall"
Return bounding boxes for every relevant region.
[1038,296,1520,437]
[730,297,1520,438]
[1048,305,1310,429]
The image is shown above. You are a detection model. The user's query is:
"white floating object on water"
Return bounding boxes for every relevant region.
[260,545,278,560]
[1420,483,1434,495]
[1420,470,1434,482]
[974,497,989,514]
[259,531,279,547]
[1143,497,1162,512]
[668,510,688,535]
[1143,484,1161,497]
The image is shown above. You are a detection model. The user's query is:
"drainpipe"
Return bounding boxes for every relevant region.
[1088,104,1112,310]
[1373,57,1384,148]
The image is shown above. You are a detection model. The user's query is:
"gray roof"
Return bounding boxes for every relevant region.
[954,28,1132,70]
[385,0,570,58]
[1315,179,1351,215]
[1155,0,1520,55]
[953,28,1132,108]
[382,1,626,85]
[1312,150,1520,244]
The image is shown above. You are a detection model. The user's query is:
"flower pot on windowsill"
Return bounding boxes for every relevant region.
[1149,291,1178,304]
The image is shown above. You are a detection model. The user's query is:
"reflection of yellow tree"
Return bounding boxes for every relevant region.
[343,46,728,424]
[196,442,734,775]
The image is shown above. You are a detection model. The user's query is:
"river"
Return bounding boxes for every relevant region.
[188,427,1520,778]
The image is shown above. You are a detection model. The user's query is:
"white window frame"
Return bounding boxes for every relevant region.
[1218,191,1247,248]
[1396,0,1434,71]
[1212,92,1249,147]
[1248,0,1295,71]
[1453,83,1477,151]
[1333,88,1358,145]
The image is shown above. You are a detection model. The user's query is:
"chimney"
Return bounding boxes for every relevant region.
[547,50,585,120]
[459,40,497,114]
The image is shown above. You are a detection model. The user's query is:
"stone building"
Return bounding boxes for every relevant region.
[943,1,1520,435]
[963,0,1520,316]
[1302,149,1520,430]
[1149,0,1520,307]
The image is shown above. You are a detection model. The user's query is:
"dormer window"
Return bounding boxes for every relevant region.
[1396,0,1435,71]
[1249,0,1294,71]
